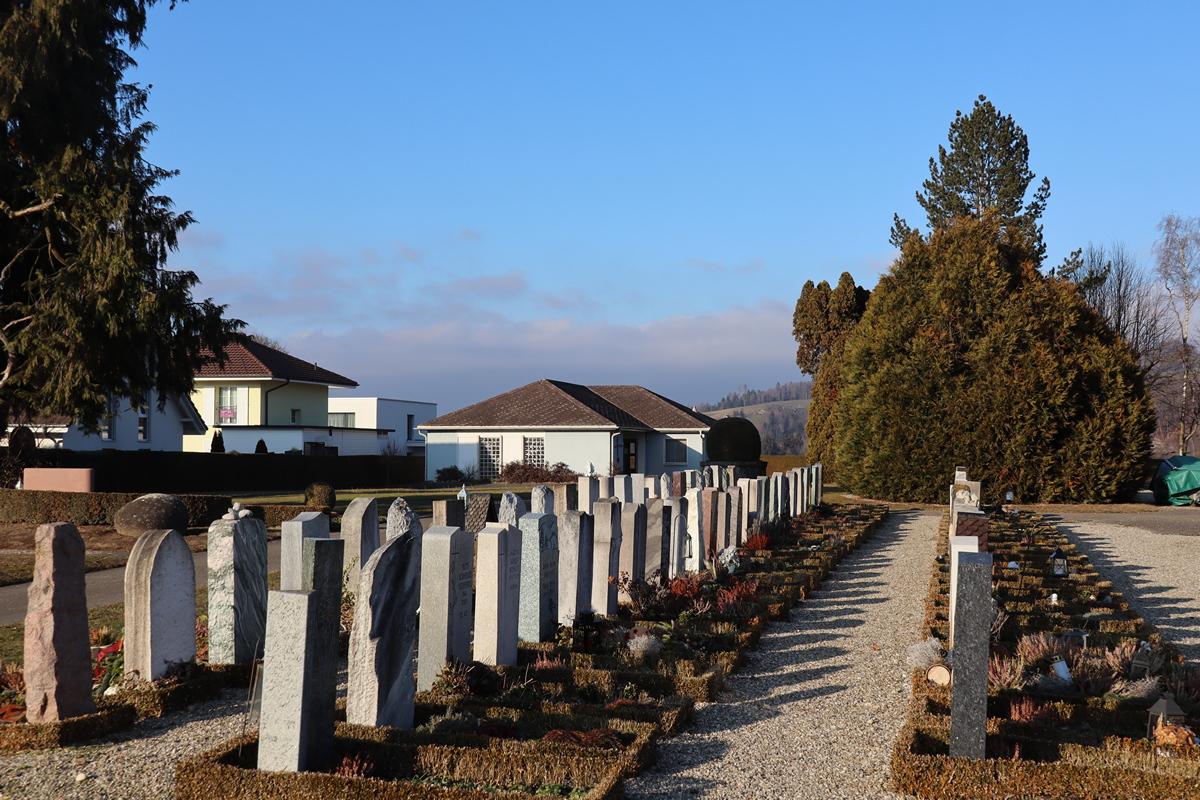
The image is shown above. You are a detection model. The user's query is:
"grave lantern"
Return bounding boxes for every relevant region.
[1062,629,1089,651]
[1130,644,1154,679]
[1048,547,1069,578]
[1146,692,1187,739]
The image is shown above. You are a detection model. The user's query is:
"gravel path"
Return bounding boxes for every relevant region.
[626,509,938,800]
[1059,519,1200,663]
[0,688,253,799]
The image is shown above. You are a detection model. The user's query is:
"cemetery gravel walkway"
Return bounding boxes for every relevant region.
[1057,518,1200,663]
[625,508,939,800]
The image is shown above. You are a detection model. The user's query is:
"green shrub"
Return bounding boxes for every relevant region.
[435,465,466,483]
[825,215,1154,503]
[707,417,762,462]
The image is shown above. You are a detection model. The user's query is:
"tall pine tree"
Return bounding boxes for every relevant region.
[0,1,241,430]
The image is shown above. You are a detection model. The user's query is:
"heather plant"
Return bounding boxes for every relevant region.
[1008,697,1055,725]
[988,654,1027,691]
[1070,649,1120,696]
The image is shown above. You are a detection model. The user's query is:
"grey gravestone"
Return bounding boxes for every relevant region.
[949,551,993,760]
[577,476,600,515]
[417,526,472,692]
[280,512,328,591]
[498,491,527,527]
[729,486,743,546]
[530,484,554,515]
[683,488,705,572]
[551,482,577,513]
[207,514,268,665]
[517,512,558,641]
[339,497,379,585]
[612,474,633,503]
[432,499,466,529]
[645,476,660,500]
[668,515,686,578]
[464,494,492,534]
[630,473,647,502]
[644,498,671,583]
[473,523,521,665]
[597,476,614,500]
[701,488,720,558]
[23,523,95,723]
[346,528,420,729]
[591,499,621,615]
[814,463,824,505]
[557,511,593,624]
[715,491,732,549]
[258,589,335,773]
[618,502,647,600]
[124,529,195,681]
[298,536,343,730]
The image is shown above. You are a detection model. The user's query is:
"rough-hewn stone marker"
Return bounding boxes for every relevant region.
[417,526,472,692]
[258,589,335,773]
[949,551,993,760]
[518,512,558,641]
[473,523,521,665]
[557,511,593,624]
[124,529,195,681]
[280,512,328,591]
[591,499,621,615]
[530,484,554,515]
[386,497,422,543]
[23,523,95,723]
[347,528,420,729]
[207,513,268,665]
[340,497,379,585]
[498,492,527,527]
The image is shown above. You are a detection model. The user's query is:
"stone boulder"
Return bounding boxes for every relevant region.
[114,493,188,537]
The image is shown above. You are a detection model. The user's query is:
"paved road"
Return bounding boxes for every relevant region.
[1046,506,1198,537]
[0,540,284,626]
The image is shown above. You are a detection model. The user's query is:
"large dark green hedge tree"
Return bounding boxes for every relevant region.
[0,1,241,431]
[834,214,1154,502]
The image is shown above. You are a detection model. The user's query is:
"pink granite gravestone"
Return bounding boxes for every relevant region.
[23,523,96,723]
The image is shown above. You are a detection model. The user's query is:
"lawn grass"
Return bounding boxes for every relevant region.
[0,571,282,667]
[0,552,129,588]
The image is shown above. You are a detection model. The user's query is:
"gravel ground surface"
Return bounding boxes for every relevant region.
[0,688,252,800]
[1048,507,1198,537]
[1059,519,1200,663]
[626,509,938,800]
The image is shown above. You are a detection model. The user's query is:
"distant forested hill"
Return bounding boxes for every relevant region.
[698,382,811,454]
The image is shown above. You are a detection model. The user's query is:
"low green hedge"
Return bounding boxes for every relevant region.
[0,488,229,527]
[112,663,252,718]
[0,704,136,751]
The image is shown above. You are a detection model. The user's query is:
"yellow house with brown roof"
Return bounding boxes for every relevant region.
[419,379,713,480]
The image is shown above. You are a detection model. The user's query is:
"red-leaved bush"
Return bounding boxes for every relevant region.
[744,534,771,551]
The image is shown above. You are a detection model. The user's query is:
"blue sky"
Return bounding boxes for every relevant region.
[134,2,1200,410]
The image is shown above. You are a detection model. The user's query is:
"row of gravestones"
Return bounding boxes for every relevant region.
[944,466,992,762]
[256,464,825,773]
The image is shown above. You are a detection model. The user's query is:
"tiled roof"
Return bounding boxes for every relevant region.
[589,385,717,430]
[423,379,711,431]
[197,339,357,387]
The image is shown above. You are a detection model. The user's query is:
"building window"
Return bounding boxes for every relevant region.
[479,436,502,480]
[328,412,355,428]
[137,405,150,442]
[217,387,239,425]
[406,414,415,441]
[664,437,687,465]
[290,408,301,424]
[523,436,545,468]
[99,396,118,441]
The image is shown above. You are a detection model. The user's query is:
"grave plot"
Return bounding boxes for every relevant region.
[175,498,891,798]
[892,507,1200,799]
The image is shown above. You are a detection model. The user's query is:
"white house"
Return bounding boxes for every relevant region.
[326,396,437,456]
[9,391,207,451]
[420,379,713,481]
[182,339,392,455]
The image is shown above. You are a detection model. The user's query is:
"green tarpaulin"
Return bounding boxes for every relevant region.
[1152,455,1200,506]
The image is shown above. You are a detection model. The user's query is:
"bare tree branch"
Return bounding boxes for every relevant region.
[0,195,59,219]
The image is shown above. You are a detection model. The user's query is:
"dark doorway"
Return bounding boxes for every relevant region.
[624,438,638,473]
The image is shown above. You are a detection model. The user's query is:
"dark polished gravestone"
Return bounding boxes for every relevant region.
[949,551,993,760]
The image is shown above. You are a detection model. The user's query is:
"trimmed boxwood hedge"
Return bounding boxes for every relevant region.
[0,704,136,751]
[0,488,229,527]
[112,663,253,719]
